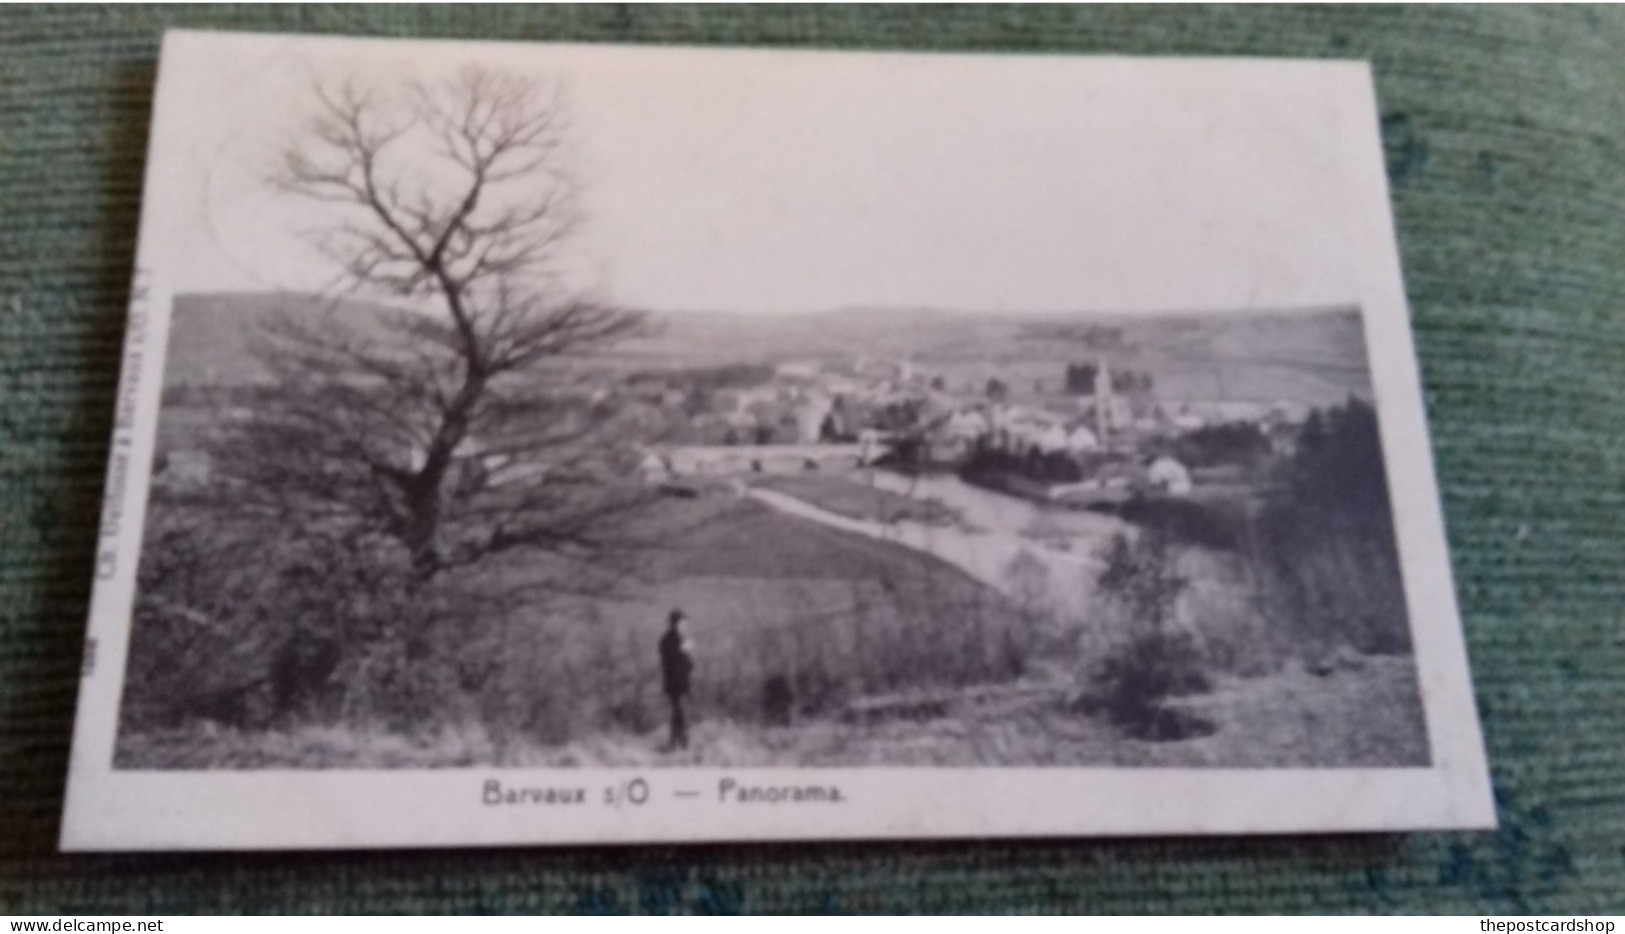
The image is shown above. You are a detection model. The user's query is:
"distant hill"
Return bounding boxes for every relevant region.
[162,292,1372,404]
[164,292,412,387]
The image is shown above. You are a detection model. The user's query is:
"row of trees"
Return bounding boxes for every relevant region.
[119,65,1417,759]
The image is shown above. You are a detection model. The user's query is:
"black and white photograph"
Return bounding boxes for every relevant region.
[62,32,1493,848]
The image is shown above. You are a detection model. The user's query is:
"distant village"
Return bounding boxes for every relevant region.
[632,354,1315,507]
[153,347,1324,512]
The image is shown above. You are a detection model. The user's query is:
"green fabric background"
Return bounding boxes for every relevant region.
[2,3,1622,914]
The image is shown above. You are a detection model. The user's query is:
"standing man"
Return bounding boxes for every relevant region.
[658,609,694,751]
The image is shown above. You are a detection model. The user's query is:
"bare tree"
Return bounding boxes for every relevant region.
[222,67,651,587]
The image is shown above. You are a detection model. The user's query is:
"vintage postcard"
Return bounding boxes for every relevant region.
[61,30,1494,850]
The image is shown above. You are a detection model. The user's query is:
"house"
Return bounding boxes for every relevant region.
[991,405,1080,456]
[1147,455,1193,496]
[1064,423,1100,452]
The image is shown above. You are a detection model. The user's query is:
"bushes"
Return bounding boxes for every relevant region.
[121,489,512,738]
[1083,529,1215,741]
[1172,420,1272,469]
[1075,397,1413,741]
[1255,398,1412,656]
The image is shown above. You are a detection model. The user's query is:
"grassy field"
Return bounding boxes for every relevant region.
[116,654,1426,769]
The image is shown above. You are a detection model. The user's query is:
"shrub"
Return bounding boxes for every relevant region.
[1116,497,1248,551]
[1092,631,1214,741]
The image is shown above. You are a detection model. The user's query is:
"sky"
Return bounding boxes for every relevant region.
[151,33,1378,317]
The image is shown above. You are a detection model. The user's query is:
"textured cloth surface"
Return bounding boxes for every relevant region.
[2,3,1623,914]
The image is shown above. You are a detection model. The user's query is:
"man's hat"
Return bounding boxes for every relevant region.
[669,608,685,623]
